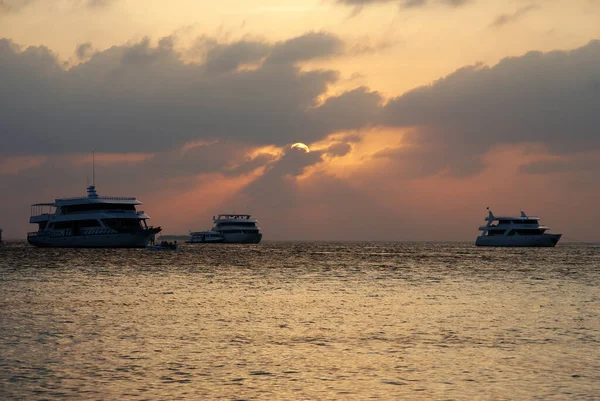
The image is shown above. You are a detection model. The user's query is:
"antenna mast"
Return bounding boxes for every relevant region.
[93,151,95,187]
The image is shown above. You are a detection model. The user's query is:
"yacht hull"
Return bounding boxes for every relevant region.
[27,231,158,248]
[475,234,561,247]
[221,232,262,244]
[186,238,224,244]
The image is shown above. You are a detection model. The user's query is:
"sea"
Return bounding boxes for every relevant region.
[0,241,598,400]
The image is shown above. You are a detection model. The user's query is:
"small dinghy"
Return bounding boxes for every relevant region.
[147,239,178,250]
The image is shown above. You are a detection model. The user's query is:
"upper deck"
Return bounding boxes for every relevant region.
[480,210,549,231]
[31,186,142,208]
[30,186,144,222]
[214,214,257,223]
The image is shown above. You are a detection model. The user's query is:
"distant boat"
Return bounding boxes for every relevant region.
[211,214,262,244]
[188,214,262,244]
[476,210,561,247]
[27,185,161,248]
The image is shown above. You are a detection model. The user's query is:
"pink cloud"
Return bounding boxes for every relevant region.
[0,155,47,175]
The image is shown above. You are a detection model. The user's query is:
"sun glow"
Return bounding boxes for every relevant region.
[291,143,310,153]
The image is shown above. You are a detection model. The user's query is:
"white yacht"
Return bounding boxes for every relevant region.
[27,185,161,248]
[211,214,262,244]
[186,231,224,244]
[476,210,561,247]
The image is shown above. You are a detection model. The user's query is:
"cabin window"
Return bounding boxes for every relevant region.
[53,220,101,230]
[61,204,136,214]
[54,221,73,230]
[102,218,142,232]
[217,222,256,227]
[513,229,545,235]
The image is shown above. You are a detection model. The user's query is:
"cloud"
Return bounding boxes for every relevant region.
[490,5,538,28]
[75,42,93,60]
[0,33,380,155]
[266,32,345,64]
[203,40,271,73]
[0,0,114,14]
[381,40,600,176]
[519,155,600,175]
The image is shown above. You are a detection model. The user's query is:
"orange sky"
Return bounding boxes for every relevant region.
[0,0,599,241]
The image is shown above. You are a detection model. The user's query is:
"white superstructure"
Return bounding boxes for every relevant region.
[27,185,161,248]
[476,210,561,247]
[211,214,262,244]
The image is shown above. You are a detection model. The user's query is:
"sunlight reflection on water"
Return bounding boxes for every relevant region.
[1,241,598,400]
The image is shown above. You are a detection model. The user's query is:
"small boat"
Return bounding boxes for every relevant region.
[186,231,224,244]
[147,240,178,250]
[476,209,562,247]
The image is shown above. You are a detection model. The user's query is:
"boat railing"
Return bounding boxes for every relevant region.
[57,195,137,201]
[27,228,119,238]
[31,205,56,217]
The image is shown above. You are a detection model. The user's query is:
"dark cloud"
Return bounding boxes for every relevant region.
[230,146,325,214]
[519,157,600,175]
[324,142,353,157]
[310,87,383,134]
[490,5,538,28]
[266,32,345,64]
[0,0,31,14]
[0,33,377,155]
[203,40,270,73]
[75,42,93,60]
[225,152,278,177]
[382,40,600,176]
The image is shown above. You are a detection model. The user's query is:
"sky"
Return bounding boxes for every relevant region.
[1,0,599,241]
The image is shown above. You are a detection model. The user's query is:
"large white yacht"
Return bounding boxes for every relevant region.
[27,185,161,248]
[211,214,262,244]
[476,210,561,247]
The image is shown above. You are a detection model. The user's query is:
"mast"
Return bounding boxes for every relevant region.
[93,151,95,187]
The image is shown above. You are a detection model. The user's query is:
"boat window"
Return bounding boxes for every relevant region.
[513,229,545,235]
[61,204,136,214]
[487,230,506,236]
[102,218,142,232]
[54,221,73,230]
[217,222,257,227]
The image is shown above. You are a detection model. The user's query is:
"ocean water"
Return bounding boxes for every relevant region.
[0,241,598,400]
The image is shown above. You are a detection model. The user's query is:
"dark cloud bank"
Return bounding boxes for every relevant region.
[3,34,599,177]
[380,40,600,176]
[0,32,365,155]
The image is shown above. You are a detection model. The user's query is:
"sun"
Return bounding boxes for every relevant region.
[291,142,310,153]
